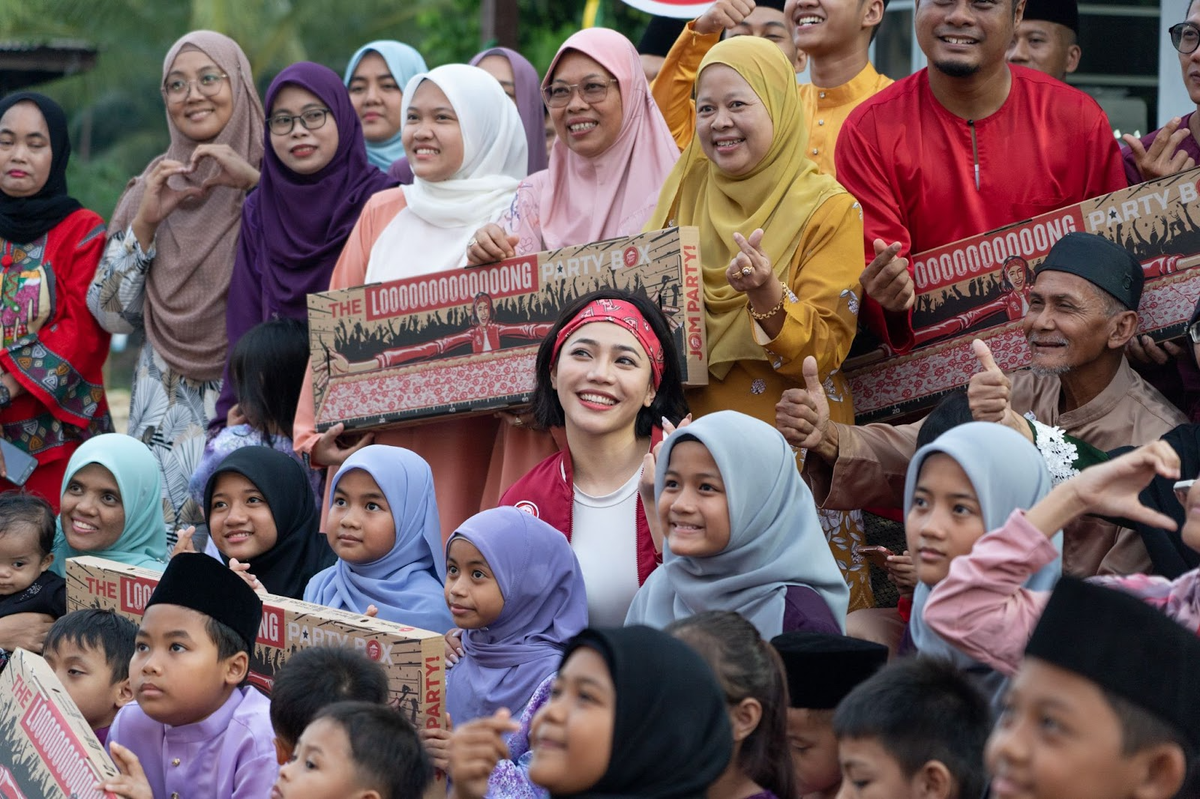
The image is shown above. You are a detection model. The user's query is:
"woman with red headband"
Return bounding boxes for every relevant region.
[500,289,688,626]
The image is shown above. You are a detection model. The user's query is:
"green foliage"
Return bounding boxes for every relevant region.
[2,0,655,216]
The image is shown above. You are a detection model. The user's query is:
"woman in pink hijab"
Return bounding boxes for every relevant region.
[466,27,679,261]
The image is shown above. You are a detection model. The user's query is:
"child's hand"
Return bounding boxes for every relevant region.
[445,628,464,667]
[99,742,154,799]
[885,551,918,595]
[227,402,248,427]
[364,604,379,618]
[420,713,455,773]
[639,415,691,554]
[448,709,520,799]
[228,558,267,594]
[170,526,197,558]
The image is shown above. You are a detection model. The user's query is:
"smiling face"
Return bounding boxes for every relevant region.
[269,84,340,175]
[402,79,465,183]
[60,463,126,554]
[551,321,656,441]
[347,51,404,144]
[44,639,131,730]
[1023,271,1124,378]
[1006,20,1079,80]
[547,51,623,159]
[328,469,396,565]
[477,54,518,103]
[786,0,883,59]
[906,453,986,586]
[696,64,774,178]
[208,472,279,562]
[273,717,373,799]
[444,537,505,630]
[0,101,52,199]
[986,659,1153,799]
[130,603,245,727]
[658,440,731,559]
[0,526,51,597]
[165,48,235,143]
[529,646,615,794]
[916,0,1023,79]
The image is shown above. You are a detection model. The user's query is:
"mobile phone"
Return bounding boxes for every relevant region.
[859,545,894,569]
[0,439,37,487]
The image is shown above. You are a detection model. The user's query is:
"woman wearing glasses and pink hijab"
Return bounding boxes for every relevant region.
[466,27,679,262]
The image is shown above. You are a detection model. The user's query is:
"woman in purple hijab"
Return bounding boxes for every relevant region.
[218,62,394,424]
[387,47,549,183]
[443,506,587,725]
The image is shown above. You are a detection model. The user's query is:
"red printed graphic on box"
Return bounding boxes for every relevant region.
[20,695,108,799]
[119,576,157,614]
[258,605,284,648]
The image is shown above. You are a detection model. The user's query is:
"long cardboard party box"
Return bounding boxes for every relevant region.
[65,556,446,736]
[845,168,1200,423]
[307,226,707,431]
[0,648,119,799]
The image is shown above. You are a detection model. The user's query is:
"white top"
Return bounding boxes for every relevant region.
[572,466,642,628]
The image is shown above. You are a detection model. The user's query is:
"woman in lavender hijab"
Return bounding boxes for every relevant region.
[387,47,550,183]
[216,62,394,427]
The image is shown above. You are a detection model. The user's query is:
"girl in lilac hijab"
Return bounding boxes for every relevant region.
[443,506,587,725]
[218,62,394,423]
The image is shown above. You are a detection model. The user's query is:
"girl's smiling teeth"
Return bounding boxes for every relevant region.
[414,147,440,156]
[578,392,616,407]
[70,517,100,534]
[714,137,745,151]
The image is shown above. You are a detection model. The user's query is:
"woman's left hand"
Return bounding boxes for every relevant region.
[170,527,197,558]
[188,144,260,191]
[725,229,772,293]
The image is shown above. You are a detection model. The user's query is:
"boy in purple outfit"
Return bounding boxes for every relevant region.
[103,553,276,799]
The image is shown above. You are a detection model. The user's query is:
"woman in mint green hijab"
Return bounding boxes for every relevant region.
[344,40,428,172]
[51,433,167,575]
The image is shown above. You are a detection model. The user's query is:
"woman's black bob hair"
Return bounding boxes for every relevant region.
[530,288,689,437]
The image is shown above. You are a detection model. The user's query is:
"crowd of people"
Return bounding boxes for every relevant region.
[2,0,1200,796]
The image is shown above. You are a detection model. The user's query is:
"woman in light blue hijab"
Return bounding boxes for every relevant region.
[905,422,1063,708]
[344,40,428,171]
[52,433,167,575]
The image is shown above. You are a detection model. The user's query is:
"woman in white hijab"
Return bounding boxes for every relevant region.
[294,64,555,541]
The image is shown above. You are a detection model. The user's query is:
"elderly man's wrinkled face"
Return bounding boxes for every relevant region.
[1022,271,1125,376]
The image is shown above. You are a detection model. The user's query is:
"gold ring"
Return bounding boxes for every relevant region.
[741,266,753,276]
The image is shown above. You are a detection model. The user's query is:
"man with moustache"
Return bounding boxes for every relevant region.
[1006,0,1081,81]
[778,233,1186,578]
[835,0,1126,355]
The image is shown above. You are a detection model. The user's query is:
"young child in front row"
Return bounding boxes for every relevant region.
[269,644,389,764]
[0,493,64,670]
[43,608,136,745]
[423,505,587,771]
[102,552,277,799]
[832,657,991,799]
[770,632,889,799]
[987,577,1200,799]
[303,445,454,633]
[271,700,433,799]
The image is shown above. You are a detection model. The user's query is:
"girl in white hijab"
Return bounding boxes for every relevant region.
[365,63,527,281]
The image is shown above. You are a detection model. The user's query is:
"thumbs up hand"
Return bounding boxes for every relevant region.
[967,338,1012,423]
[776,356,839,462]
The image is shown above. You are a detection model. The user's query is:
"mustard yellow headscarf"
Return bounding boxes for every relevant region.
[645,36,847,379]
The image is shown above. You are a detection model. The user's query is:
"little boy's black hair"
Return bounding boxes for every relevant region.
[44,609,138,683]
[270,646,390,746]
[0,492,56,556]
[834,657,990,799]
[312,701,433,799]
[915,390,974,450]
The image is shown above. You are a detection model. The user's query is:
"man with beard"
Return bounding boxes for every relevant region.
[834,0,1125,354]
[777,233,1186,578]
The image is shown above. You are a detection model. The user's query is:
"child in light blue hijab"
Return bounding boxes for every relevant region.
[343,40,428,171]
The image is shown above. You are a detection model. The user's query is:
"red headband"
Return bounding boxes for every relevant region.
[550,298,665,388]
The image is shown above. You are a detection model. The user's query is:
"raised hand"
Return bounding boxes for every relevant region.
[466,223,519,265]
[311,422,375,468]
[725,228,772,294]
[131,159,207,248]
[639,414,691,553]
[1122,118,1197,182]
[447,710,520,799]
[99,742,154,799]
[189,143,261,191]
[861,239,914,313]
[775,356,835,461]
[170,526,197,558]
[695,0,756,35]
[967,338,1011,423]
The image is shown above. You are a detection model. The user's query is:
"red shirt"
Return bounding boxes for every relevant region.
[836,65,1126,353]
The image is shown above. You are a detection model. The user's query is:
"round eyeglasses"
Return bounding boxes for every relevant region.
[1170,22,1200,54]
[542,78,618,108]
[164,72,228,101]
[268,108,332,136]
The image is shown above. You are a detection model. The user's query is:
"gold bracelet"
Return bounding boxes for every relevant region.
[749,280,789,321]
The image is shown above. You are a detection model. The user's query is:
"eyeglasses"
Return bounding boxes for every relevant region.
[164,72,228,100]
[1188,319,1200,344]
[1170,22,1200,54]
[542,78,618,108]
[268,108,332,136]
[1174,479,1195,507]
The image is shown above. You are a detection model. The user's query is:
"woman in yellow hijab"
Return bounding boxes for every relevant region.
[646,35,872,611]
